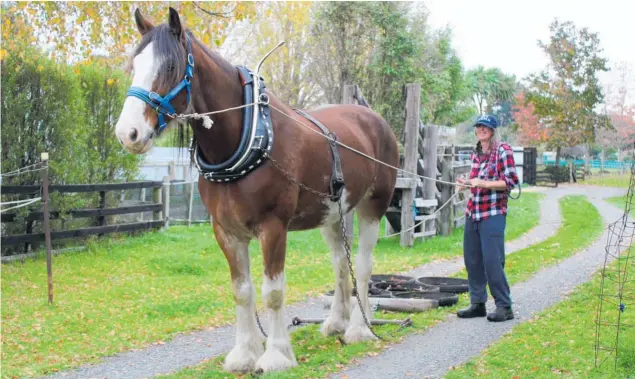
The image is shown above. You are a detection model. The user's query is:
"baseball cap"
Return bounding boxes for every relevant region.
[473,115,498,129]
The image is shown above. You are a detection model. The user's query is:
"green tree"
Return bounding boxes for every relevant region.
[417,27,476,125]
[77,60,140,183]
[466,66,517,115]
[1,44,87,186]
[309,2,377,104]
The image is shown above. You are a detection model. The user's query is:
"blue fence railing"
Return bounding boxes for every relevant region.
[542,160,634,169]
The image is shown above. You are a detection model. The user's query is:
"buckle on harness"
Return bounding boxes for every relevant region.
[330,178,345,202]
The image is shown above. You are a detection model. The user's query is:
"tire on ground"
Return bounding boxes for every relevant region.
[416,277,469,294]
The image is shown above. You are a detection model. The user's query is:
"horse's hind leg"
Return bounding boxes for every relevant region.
[255,217,297,372]
[344,200,383,343]
[320,221,351,336]
[214,224,264,373]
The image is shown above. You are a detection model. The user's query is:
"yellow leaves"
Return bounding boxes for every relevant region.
[37,65,44,72]
[85,6,97,19]
[0,49,7,61]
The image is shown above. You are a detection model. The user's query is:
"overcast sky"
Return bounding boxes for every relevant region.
[425,0,635,97]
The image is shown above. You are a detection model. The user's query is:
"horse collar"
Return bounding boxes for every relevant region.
[126,34,195,136]
[191,66,274,183]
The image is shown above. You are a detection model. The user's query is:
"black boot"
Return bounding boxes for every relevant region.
[487,306,514,322]
[457,303,486,318]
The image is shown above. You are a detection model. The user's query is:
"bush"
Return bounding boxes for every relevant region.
[1,45,141,255]
[544,165,569,183]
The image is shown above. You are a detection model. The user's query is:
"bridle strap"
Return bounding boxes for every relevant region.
[126,34,195,135]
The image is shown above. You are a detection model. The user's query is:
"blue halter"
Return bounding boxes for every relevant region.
[126,34,195,135]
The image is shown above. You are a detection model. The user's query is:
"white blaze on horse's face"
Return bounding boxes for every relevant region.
[115,42,161,154]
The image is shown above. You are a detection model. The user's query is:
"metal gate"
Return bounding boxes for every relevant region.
[523,147,537,185]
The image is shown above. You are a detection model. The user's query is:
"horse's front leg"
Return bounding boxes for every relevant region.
[255,217,297,372]
[214,223,264,373]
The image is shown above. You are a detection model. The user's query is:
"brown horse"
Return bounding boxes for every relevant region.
[115,8,398,373]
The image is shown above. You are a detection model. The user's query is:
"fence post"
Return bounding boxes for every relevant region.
[169,160,176,180]
[342,85,357,242]
[139,188,146,222]
[422,125,438,235]
[400,84,421,247]
[153,183,163,223]
[41,152,53,305]
[439,146,453,236]
[185,180,195,227]
[98,190,106,227]
[162,176,171,228]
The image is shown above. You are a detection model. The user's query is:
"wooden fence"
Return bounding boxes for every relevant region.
[1,181,166,251]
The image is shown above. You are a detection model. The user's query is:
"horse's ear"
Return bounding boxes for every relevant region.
[134,8,154,35]
[168,7,182,37]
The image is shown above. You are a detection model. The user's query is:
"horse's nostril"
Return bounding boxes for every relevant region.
[129,128,138,142]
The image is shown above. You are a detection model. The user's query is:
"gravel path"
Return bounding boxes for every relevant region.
[43,186,617,379]
[333,185,627,379]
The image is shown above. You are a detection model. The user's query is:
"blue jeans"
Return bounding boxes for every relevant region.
[463,215,512,308]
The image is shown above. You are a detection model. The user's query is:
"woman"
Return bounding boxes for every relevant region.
[456,115,519,322]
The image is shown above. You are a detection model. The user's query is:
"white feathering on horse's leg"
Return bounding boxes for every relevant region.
[222,240,264,373]
[344,217,379,344]
[255,273,297,372]
[224,276,265,372]
[320,222,351,336]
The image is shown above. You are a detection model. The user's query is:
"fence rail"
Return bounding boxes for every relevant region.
[1,181,163,194]
[1,181,164,249]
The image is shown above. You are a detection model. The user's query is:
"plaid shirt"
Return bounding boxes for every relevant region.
[465,142,519,221]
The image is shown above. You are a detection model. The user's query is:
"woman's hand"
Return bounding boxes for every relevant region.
[456,177,473,190]
[469,178,489,188]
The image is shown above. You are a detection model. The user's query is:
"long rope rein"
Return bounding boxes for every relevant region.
[175,101,474,189]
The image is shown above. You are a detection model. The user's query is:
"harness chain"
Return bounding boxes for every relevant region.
[255,310,267,338]
[336,199,383,341]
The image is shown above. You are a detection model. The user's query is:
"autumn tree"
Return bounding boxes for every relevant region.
[232,2,319,108]
[525,19,609,165]
[597,63,635,161]
[512,92,545,146]
[2,2,255,66]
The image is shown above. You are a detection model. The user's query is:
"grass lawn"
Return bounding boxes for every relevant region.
[584,173,632,189]
[163,195,603,379]
[606,195,635,219]
[446,247,635,378]
[1,193,542,378]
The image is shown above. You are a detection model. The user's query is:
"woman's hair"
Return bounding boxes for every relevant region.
[475,128,500,154]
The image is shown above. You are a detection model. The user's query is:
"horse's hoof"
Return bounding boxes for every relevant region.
[320,315,348,336]
[344,324,378,344]
[255,347,297,372]
[224,343,264,373]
